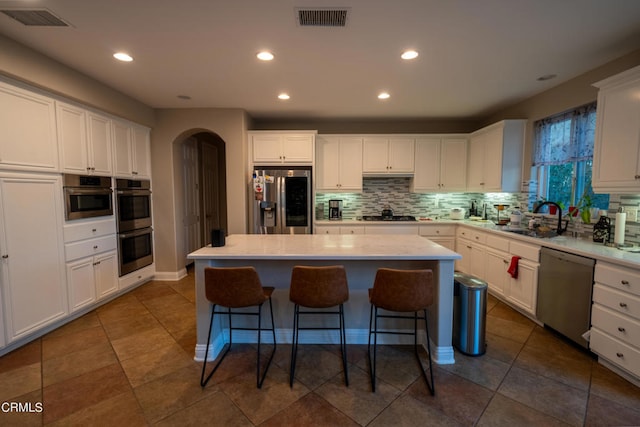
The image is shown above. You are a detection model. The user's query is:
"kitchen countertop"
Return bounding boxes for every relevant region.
[188,233,461,261]
[314,218,640,269]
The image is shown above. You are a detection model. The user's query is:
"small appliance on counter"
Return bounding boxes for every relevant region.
[450,208,465,220]
[509,209,522,225]
[381,205,394,220]
[329,199,343,220]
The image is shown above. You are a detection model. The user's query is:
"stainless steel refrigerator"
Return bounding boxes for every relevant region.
[252,167,312,234]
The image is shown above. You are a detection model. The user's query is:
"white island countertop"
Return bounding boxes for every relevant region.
[188,234,461,261]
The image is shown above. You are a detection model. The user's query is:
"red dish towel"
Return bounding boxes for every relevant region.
[508,256,521,279]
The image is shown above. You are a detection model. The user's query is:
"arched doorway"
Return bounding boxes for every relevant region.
[180,131,227,266]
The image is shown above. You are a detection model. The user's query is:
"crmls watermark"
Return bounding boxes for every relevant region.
[1,401,43,413]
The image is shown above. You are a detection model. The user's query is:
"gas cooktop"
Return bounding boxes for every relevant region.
[361,215,417,222]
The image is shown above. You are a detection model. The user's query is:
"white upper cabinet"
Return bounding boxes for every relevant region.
[87,113,113,175]
[412,137,467,192]
[113,119,151,179]
[251,132,315,164]
[0,81,58,172]
[363,137,414,175]
[467,120,525,192]
[57,102,113,176]
[316,136,363,191]
[592,65,640,193]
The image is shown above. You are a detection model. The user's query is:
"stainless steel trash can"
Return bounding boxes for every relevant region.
[453,272,488,356]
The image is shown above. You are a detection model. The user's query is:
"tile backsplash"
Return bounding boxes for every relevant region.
[316,177,528,220]
[315,177,640,245]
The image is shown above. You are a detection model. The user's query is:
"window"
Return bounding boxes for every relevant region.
[531,102,609,213]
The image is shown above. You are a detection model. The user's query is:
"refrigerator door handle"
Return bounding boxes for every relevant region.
[278,176,285,233]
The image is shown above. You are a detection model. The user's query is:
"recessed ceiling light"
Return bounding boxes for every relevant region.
[378,92,390,100]
[401,50,418,60]
[113,52,133,62]
[278,93,290,100]
[537,74,557,81]
[257,51,274,61]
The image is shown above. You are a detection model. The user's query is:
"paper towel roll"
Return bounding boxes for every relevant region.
[615,212,627,245]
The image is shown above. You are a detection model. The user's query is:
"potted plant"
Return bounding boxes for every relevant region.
[575,190,593,223]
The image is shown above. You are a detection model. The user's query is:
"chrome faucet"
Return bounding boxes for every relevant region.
[533,201,568,235]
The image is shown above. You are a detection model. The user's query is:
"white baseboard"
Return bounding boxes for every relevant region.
[193,328,455,364]
[153,268,188,281]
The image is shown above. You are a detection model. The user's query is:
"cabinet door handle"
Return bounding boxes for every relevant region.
[466,245,472,249]
[92,228,97,232]
[503,259,509,264]
[93,245,99,249]
[621,280,630,285]
[1,254,8,259]
[618,327,626,332]
[635,175,640,180]
[616,352,624,358]
[619,302,628,308]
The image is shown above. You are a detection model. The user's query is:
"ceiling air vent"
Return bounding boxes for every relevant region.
[0,9,69,27]
[296,8,349,27]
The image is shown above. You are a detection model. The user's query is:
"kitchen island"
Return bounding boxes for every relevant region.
[188,234,461,364]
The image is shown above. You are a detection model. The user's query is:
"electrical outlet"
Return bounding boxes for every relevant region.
[625,207,638,222]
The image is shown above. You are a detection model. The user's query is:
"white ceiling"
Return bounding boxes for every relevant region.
[1,0,640,120]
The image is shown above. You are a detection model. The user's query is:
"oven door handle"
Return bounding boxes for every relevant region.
[65,188,113,195]
[116,189,152,195]
[119,228,152,239]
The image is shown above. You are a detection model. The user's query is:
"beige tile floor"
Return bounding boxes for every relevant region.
[2,268,640,426]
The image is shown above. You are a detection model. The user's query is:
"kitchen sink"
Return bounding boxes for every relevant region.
[503,228,559,239]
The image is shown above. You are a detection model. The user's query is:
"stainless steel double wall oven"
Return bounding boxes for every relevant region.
[115,178,153,276]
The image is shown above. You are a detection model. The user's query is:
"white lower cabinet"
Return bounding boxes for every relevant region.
[591,262,640,379]
[507,259,538,314]
[67,250,118,312]
[0,173,67,343]
[456,226,540,317]
[419,225,456,251]
[64,219,118,312]
[485,248,509,297]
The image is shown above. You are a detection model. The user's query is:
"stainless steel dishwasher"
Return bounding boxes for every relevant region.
[537,247,595,349]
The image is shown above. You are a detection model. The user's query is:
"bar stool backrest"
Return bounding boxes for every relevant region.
[370,268,434,312]
[290,265,349,308]
[204,266,268,308]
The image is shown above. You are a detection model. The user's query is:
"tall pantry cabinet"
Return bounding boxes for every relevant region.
[0,173,67,343]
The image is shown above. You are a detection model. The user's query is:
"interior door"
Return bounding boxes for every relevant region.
[201,142,220,245]
[183,138,200,260]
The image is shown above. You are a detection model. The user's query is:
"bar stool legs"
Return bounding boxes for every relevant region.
[200,296,276,389]
[367,306,435,395]
[289,302,349,387]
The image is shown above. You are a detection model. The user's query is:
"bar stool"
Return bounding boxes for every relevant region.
[289,265,349,387]
[200,266,276,389]
[368,268,435,395]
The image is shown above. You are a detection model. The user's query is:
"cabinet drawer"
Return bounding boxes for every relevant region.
[456,227,486,244]
[590,328,640,378]
[595,262,640,298]
[365,225,417,235]
[65,235,117,262]
[64,219,116,243]
[485,234,510,252]
[340,226,364,235]
[509,240,539,262]
[592,304,640,348]
[419,225,455,237]
[593,284,640,321]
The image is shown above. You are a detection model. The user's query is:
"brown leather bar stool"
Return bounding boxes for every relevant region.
[368,268,435,395]
[200,266,276,389]
[289,265,349,387]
